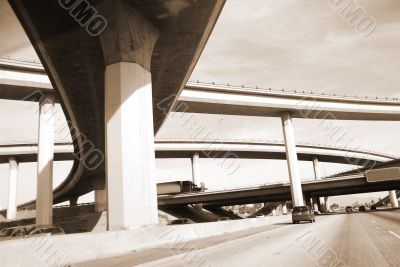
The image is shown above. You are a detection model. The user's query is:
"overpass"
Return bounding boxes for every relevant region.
[2,140,395,164]
[2,41,400,227]
[1,139,397,217]
[6,0,226,230]
[2,64,400,121]
[157,174,400,207]
[1,59,400,222]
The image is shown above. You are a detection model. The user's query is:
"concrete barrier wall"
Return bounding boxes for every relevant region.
[0,216,290,266]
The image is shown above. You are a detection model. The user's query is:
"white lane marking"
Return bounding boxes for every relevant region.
[389,231,400,240]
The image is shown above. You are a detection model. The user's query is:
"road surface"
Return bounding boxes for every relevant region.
[82,210,400,267]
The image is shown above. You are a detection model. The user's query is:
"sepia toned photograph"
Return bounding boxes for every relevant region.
[0,0,399,266]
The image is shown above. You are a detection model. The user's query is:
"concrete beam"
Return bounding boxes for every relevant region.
[36,95,55,226]
[6,157,18,220]
[281,112,304,206]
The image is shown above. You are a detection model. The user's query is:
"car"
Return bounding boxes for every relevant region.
[358,206,366,212]
[169,218,194,225]
[292,206,315,224]
[345,206,353,213]
[370,206,377,211]
[217,217,231,221]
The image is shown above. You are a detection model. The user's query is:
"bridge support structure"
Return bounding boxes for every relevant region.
[6,157,18,220]
[312,157,327,211]
[389,190,399,208]
[69,196,78,207]
[191,152,201,187]
[312,196,319,212]
[101,2,159,230]
[95,189,107,212]
[281,112,304,207]
[36,95,55,227]
[324,197,331,212]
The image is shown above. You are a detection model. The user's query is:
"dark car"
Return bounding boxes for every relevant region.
[169,218,194,225]
[345,206,353,213]
[359,206,366,212]
[370,206,377,211]
[292,206,315,224]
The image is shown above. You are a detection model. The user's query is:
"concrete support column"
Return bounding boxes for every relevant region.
[312,157,321,180]
[95,189,107,212]
[312,196,319,212]
[305,197,312,208]
[69,196,78,206]
[282,204,288,215]
[325,197,331,212]
[191,152,200,187]
[105,62,158,230]
[6,157,18,220]
[281,112,304,206]
[389,190,399,208]
[36,95,55,226]
[312,157,326,211]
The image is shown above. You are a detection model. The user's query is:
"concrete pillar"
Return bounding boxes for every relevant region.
[325,197,331,212]
[36,95,55,226]
[105,62,158,230]
[312,157,321,180]
[312,157,326,211]
[282,204,288,215]
[69,196,78,206]
[281,112,304,206]
[6,157,18,220]
[95,189,107,212]
[312,196,319,212]
[389,190,398,208]
[191,152,200,187]
[305,197,312,208]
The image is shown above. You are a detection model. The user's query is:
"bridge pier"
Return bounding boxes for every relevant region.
[69,196,78,207]
[312,157,326,211]
[325,197,331,212]
[100,1,160,230]
[6,157,18,220]
[389,190,399,208]
[312,196,319,212]
[36,95,55,227]
[281,112,304,206]
[104,62,158,230]
[191,152,201,187]
[95,189,107,212]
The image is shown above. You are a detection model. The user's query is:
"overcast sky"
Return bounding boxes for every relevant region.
[1,0,400,207]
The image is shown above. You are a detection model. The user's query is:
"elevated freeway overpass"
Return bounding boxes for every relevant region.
[6,0,226,229]
[1,140,395,165]
[2,64,400,122]
[1,59,400,223]
[2,44,400,227]
[1,139,398,216]
[158,174,400,207]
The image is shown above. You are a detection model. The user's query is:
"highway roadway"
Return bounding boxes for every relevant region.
[82,210,400,267]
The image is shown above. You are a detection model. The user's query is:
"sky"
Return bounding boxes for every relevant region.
[1,0,400,207]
